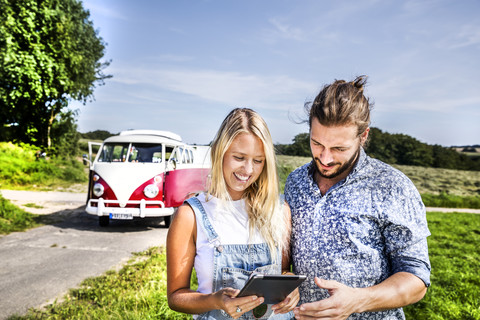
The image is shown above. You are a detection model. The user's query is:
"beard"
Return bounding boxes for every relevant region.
[313,146,361,180]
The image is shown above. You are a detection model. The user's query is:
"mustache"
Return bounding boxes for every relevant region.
[313,157,340,167]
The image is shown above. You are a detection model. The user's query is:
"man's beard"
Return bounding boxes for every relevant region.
[313,147,360,180]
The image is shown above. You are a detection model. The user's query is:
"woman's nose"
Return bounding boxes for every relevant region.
[244,160,254,174]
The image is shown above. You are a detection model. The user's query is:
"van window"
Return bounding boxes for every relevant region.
[99,143,129,162]
[184,149,192,163]
[128,143,163,163]
[165,146,174,161]
[177,147,184,163]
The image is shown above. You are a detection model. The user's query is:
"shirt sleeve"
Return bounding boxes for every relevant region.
[376,173,432,287]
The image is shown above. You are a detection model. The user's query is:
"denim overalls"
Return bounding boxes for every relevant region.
[187,197,294,320]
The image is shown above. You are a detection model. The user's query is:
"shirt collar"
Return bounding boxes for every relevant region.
[351,147,368,175]
[307,147,369,194]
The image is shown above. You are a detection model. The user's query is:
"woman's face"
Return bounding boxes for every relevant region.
[222,132,265,200]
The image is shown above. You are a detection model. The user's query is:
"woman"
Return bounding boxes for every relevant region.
[167,108,298,319]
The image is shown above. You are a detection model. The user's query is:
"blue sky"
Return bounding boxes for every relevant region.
[72,0,480,146]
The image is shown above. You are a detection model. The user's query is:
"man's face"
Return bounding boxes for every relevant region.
[310,118,368,181]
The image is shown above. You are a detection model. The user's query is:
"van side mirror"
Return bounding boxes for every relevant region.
[82,154,91,166]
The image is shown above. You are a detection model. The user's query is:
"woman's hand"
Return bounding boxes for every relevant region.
[214,287,265,319]
[271,287,300,314]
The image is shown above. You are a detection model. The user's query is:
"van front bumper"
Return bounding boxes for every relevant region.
[86,198,175,218]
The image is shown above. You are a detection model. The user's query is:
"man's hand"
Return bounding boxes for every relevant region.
[293,277,364,320]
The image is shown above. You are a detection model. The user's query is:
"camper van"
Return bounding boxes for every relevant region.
[83,130,211,227]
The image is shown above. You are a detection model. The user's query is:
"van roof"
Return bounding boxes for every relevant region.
[104,130,184,145]
[119,130,182,141]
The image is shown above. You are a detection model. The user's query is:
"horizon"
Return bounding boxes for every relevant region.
[78,127,480,149]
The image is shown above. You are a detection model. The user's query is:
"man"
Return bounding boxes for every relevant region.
[285,76,431,319]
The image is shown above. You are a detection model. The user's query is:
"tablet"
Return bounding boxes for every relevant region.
[237,274,306,304]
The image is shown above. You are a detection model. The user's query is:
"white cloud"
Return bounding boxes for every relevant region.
[107,64,315,110]
[442,23,480,49]
[266,18,306,42]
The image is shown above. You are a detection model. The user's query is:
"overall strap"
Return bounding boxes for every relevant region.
[185,197,223,252]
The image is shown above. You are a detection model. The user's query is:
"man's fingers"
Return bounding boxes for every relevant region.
[314,277,340,290]
[294,301,338,319]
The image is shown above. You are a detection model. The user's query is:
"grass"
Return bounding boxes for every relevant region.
[0,194,41,234]
[403,211,480,319]
[8,211,479,320]
[8,247,195,320]
[394,164,480,198]
[0,142,87,191]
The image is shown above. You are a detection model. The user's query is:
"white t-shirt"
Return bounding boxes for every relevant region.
[193,193,265,294]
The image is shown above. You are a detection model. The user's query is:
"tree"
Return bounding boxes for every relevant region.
[50,108,80,157]
[80,130,115,141]
[0,0,110,147]
[276,133,311,157]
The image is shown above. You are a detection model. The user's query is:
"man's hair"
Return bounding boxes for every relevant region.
[307,75,372,136]
[208,107,287,262]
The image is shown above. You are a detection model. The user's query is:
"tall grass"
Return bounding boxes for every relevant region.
[276,155,480,208]
[0,142,87,190]
[0,194,40,234]
[9,212,480,320]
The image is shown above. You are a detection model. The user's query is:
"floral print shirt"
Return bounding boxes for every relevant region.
[285,148,431,320]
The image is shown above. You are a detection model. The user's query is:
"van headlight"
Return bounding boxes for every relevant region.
[144,184,159,198]
[93,183,104,197]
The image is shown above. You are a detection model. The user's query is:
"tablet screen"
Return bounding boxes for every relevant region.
[237,274,306,304]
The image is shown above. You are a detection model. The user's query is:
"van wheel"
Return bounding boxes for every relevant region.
[163,216,171,228]
[99,216,110,227]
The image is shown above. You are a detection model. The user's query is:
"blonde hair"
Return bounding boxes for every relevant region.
[208,108,287,261]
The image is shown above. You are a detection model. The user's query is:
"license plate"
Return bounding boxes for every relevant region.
[109,213,133,220]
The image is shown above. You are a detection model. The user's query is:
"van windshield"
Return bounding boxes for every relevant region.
[98,143,163,163]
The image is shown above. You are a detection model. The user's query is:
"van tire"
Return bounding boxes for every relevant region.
[99,216,110,227]
[163,216,171,228]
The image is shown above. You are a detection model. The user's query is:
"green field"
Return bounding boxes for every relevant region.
[9,211,479,320]
[277,155,480,208]
[2,145,480,319]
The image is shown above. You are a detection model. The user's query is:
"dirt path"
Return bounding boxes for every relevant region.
[0,189,87,215]
[426,206,480,214]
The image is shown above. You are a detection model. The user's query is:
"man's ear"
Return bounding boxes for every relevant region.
[360,127,370,146]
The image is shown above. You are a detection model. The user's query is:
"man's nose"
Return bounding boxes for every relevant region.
[320,149,334,165]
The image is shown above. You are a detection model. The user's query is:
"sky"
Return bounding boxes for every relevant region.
[72,0,480,147]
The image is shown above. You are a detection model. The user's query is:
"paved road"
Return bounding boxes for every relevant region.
[0,190,169,320]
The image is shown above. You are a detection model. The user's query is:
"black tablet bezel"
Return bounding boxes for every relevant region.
[237,274,306,304]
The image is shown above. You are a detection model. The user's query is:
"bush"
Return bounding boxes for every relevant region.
[0,142,87,190]
[0,195,39,234]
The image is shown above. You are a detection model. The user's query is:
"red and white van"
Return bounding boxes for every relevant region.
[83,130,211,227]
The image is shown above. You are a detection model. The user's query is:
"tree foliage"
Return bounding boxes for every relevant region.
[276,127,480,171]
[79,130,115,141]
[0,0,110,147]
[275,133,310,157]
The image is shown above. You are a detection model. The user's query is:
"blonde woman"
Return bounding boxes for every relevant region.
[167,108,298,319]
